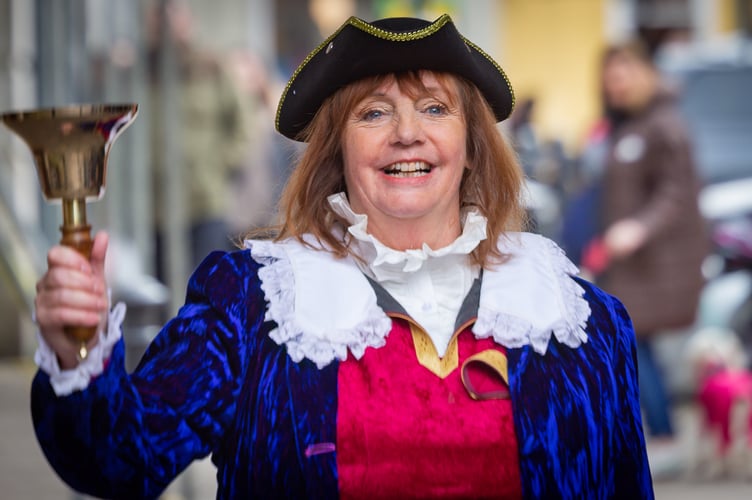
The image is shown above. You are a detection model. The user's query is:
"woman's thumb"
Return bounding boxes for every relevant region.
[90,231,109,275]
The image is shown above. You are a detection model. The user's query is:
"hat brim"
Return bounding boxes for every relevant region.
[275,15,515,141]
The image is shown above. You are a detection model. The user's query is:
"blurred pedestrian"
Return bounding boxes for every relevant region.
[507,97,540,178]
[224,48,279,233]
[559,117,610,269]
[146,0,251,280]
[586,39,709,476]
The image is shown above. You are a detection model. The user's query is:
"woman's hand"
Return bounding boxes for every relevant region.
[34,232,110,369]
[604,218,648,260]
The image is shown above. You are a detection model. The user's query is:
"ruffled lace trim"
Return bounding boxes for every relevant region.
[248,232,590,368]
[35,301,126,396]
[246,238,392,368]
[472,234,590,355]
[327,192,487,279]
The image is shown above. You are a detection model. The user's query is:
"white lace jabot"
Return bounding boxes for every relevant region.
[327,192,486,281]
[327,192,483,357]
[245,203,591,368]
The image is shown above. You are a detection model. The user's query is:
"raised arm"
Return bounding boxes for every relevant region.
[31,249,261,498]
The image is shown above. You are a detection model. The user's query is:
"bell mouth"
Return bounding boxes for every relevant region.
[1,103,138,200]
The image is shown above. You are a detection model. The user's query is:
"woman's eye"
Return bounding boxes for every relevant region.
[359,108,387,121]
[364,109,383,120]
[425,103,448,115]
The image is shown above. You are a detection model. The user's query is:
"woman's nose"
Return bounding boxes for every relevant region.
[391,110,424,146]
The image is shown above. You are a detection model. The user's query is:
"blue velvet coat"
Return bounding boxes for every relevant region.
[31,249,654,499]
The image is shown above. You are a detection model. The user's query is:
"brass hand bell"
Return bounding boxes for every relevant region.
[1,104,138,360]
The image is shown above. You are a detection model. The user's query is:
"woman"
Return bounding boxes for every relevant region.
[591,41,708,475]
[32,15,653,499]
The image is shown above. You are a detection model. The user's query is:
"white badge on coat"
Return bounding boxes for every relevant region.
[614,134,646,163]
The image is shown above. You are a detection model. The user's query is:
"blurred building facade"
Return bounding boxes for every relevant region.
[1,0,750,359]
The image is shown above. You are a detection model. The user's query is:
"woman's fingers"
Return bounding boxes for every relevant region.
[34,301,103,328]
[40,232,109,293]
[46,244,93,273]
[36,285,107,311]
[34,232,111,368]
[36,231,110,332]
[35,283,106,328]
[37,265,103,293]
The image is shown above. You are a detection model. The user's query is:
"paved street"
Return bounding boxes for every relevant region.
[0,360,71,499]
[0,360,749,499]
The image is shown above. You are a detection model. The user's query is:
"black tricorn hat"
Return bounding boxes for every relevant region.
[275,14,515,141]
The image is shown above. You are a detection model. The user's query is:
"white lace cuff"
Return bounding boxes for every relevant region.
[34,302,126,396]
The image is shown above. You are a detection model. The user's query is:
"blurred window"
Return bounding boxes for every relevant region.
[678,66,752,184]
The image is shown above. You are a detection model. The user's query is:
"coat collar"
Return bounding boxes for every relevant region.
[245,232,590,368]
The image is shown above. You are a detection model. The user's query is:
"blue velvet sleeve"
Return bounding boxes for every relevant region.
[510,277,654,499]
[31,249,264,499]
[583,279,654,498]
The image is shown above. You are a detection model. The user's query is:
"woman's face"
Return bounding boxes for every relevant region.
[602,52,657,112]
[341,72,467,239]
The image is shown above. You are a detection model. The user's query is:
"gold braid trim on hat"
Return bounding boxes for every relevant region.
[348,14,451,41]
[275,21,344,134]
[461,37,516,111]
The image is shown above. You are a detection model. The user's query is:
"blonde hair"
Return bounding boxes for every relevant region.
[254,71,527,268]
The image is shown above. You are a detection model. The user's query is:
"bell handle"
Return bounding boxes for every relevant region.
[60,199,97,358]
[60,223,93,260]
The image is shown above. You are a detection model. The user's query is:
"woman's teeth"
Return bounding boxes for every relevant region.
[384,161,432,177]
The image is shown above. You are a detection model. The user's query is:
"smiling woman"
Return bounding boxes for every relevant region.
[30,14,653,500]
[278,69,526,265]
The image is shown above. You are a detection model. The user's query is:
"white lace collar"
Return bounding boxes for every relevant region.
[327,192,486,281]
[245,232,590,369]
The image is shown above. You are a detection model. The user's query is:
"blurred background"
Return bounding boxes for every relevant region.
[1,0,751,498]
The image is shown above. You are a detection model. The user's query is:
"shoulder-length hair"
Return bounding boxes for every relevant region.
[259,70,526,268]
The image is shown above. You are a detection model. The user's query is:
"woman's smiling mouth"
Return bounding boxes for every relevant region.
[382,161,433,177]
